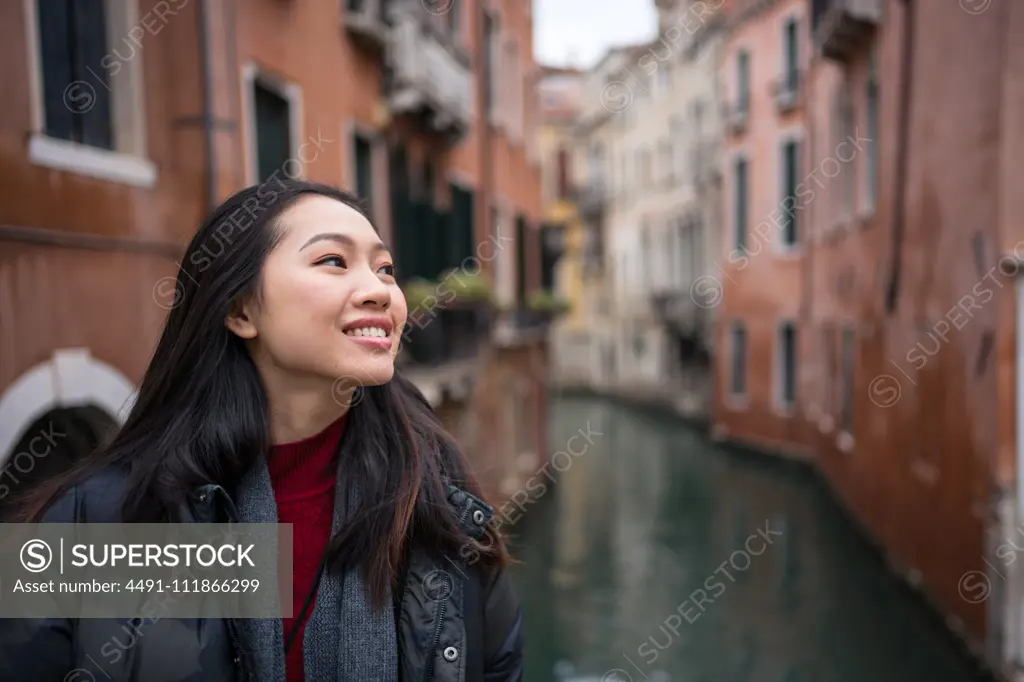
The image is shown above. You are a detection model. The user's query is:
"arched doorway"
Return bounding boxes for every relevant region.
[0,405,116,519]
[0,348,135,519]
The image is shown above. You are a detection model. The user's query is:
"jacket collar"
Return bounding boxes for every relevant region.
[186,479,493,537]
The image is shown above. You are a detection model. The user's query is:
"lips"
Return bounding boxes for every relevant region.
[342,317,394,349]
[342,317,394,336]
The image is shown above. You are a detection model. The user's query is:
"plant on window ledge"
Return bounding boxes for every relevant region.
[439,268,493,305]
[402,278,442,312]
[525,289,570,315]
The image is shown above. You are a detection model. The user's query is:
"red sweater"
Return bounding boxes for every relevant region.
[268,414,347,682]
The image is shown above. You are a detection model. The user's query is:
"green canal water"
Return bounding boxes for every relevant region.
[508,394,986,682]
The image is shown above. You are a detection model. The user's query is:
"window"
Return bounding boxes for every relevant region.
[841,327,855,431]
[777,322,797,408]
[736,50,750,112]
[450,183,475,271]
[640,225,651,291]
[658,140,673,185]
[483,12,498,119]
[557,146,571,199]
[781,139,799,247]
[669,115,685,180]
[676,218,690,288]
[421,159,435,206]
[38,0,113,149]
[783,18,798,90]
[505,40,522,137]
[640,148,652,185]
[835,86,855,221]
[822,324,835,416]
[515,215,528,305]
[352,133,374,217]
[864,51,878,214]
[29,0,156,187]
[733,157,748,250]
[254,82,293,182]
[730,322,747,397]
[657,63,671,97]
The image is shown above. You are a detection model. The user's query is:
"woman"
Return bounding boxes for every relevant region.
[0,180,523,682]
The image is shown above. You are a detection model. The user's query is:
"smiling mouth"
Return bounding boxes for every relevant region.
[344,326,393,350]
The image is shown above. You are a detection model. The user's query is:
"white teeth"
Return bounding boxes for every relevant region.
[345,327,388,338]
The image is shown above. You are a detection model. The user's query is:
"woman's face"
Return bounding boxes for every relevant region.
[227,194,407,393]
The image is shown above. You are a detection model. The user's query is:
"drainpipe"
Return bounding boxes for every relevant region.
[196,0,218,211]
[885,0,915,314]
[481,10,495,287]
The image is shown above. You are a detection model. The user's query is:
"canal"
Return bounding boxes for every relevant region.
[509,394,985,682]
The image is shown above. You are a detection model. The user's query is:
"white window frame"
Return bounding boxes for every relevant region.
[726,320,749,409]
[774,320,797,415]
[344,119,383,221]
[24,0,156,187]
[860,46,879,222]
[775,125,805,255]
[832,82,856,229]
[777,9,803,85]
[504,38,522,143]
[486,12,503,130]
[734,46,751,110]
[727,147,751,256]
[490,195,516,308]
[241,62,303,186]
[838,324,856,450]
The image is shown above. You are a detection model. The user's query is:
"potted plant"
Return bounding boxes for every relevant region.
[439,268,493,305]
[525,290,570,321]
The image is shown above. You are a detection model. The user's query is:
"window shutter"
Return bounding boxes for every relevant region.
[74,0,113,149]
[38,0,75,142]
[254,84,291,182]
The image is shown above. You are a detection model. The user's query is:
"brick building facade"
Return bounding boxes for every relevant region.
[0,0,546,512]
[713,0,1024,674]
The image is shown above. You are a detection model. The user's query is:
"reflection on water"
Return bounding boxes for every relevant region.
[509,395,984,682]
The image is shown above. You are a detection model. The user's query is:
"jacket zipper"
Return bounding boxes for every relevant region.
[227,617,252,681]
[422,571,450,682]
[423,501,470,682]
[200,485,248,681]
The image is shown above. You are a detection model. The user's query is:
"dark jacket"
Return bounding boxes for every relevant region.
[0,467,524,682]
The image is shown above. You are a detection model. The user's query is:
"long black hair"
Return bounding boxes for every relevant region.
[20,179,508,605]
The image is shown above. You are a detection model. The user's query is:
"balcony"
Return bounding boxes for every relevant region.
[343,0,390,52]
[384,3,472,141]
[812,0,882,62]
[771,71,802,113]
[722,100,749,136]
[574,180,607,220]
[492,307,560,348]
[650,289,710,340]
[689,139,721,189]
[402,304,491,366]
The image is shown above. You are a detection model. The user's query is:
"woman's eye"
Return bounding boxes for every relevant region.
[317,255,346,268]
[378,264,396,277]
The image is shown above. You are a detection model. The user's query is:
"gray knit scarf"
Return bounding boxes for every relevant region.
[233,446,398,682]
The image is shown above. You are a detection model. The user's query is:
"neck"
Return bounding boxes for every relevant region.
[262,379,349,445]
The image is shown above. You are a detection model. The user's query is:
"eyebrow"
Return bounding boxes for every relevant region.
[299,232,391,256]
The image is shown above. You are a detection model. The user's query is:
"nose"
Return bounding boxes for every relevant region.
[352,264,391,309]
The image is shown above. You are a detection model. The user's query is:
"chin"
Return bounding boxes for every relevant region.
[333,355,395,387]
[359,364,395,386]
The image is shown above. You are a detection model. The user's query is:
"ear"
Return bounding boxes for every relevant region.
[225,296,258,339]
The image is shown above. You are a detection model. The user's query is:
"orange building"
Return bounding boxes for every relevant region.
[0,0,545,511]
[714,0,1024,675]
[715,0,811,452]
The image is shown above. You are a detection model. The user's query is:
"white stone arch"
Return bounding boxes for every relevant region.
[0,348,137,465]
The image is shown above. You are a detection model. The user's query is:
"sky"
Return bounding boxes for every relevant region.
[533,0,657,69]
